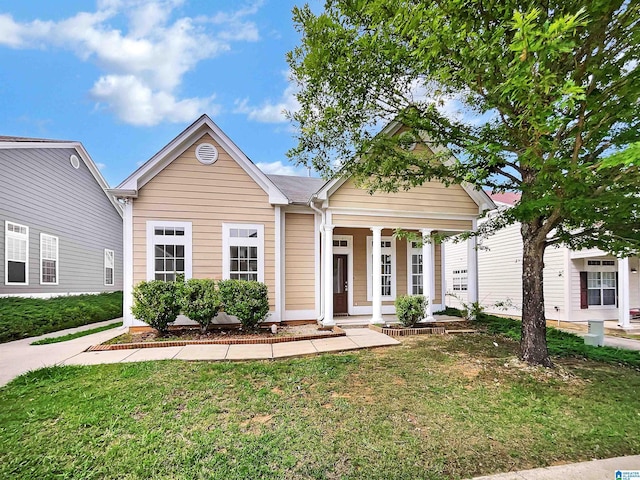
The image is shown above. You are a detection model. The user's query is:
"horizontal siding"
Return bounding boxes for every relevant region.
[285,213,316,310]
[0,147,123,295]
[332,214,472,231]
[443,240,468,308]
[132,133,276,309]
[330,178,479,215]
[542,246,565,320]
[477,222,524,316]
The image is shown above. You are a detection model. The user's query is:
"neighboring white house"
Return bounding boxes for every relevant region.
[444,192,639,329]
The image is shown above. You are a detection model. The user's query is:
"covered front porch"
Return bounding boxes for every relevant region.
[319,223,479,327]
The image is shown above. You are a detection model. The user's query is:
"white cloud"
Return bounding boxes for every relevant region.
[0,1,261,126]
[256,160,298,176]
[91,74,218,126]
[96,162,106,170]
[235,74,299,123]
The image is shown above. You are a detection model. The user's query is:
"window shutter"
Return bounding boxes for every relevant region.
[580,271,588,309]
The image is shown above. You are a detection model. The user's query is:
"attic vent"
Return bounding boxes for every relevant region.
[70,154,80,169]
[195,143,219,165]
[398,131,417,151]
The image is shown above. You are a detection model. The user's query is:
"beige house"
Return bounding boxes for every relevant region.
[110,115,494,328]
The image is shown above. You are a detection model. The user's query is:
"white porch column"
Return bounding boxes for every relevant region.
[421,228,435,322]
[467,235,479,306]
[618,257,631,328]
[323,224,335,327]
[370,226,384,324]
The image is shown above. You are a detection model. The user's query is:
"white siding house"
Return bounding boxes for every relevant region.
[444,193,639,328]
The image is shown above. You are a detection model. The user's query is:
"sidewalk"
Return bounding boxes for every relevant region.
[472,455,640,479]
[0,322,399,387]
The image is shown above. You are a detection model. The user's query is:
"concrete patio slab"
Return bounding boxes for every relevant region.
[311,336,360,353]
[174,344,229,361]
[226,343,272,360]
[121,346,183,362]
[62,349,137,366]
[272,340,317,358]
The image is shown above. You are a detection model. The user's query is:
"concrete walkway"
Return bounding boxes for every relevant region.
[472,455,640,479]
[0,321,399,387]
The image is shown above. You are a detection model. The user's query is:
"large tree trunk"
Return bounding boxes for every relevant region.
[520,221,552,367]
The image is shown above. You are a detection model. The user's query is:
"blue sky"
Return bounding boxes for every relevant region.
[0,0,320,186]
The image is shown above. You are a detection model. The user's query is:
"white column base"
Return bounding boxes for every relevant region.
[370,315,384,325]
[322,317,336,328]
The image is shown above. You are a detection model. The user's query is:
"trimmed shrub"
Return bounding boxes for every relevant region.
[0,292,122,343]
[131,280,181,335]
[218,280,269,330]
[395,295,426,327]
[180,278,222,333]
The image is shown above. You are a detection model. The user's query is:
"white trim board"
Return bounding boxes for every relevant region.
[145,220,193,281]
[222,223,265,282]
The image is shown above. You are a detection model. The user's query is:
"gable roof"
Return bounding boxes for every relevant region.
[0,138,122,216]
[113,114,289,205]
[486,190,521,206]
[267,174,327,204]
[314,120,496,213]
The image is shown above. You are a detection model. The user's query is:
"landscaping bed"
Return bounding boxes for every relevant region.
[91,324,345,351]
[370,320,477,337]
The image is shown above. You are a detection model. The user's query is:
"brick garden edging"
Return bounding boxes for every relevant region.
[87,326,346,351]
[368,324,446,337]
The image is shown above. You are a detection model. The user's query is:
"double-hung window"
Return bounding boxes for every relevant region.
[5,221,29,285]
[366,236,396,300]
[582,259,617,307]
[146,221,192,281]
[104,249,114,286]
[223,224,264,282]
[40,233,59,285]
[408,241,423,295]
[453,269,468,291]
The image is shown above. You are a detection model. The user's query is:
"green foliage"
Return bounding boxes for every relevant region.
[218,280,270,330]
[31,322,122,345]
[0,292,122,343]
[180,279,222,333]
[395,295,426,327]
[131,281,181,335]
[447,293,486,320]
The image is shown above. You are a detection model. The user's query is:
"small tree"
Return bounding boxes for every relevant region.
[180,279,222,334]
[395,295,427,327]
[218,280,270,330]
[131,280,181,335]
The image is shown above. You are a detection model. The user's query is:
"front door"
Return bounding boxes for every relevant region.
[333,254,348,315]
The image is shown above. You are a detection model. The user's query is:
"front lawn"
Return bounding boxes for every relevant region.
[1,331,639,479]
[0,292,123,343]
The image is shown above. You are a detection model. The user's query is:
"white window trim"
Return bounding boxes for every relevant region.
[452,269,468,292]
[104,249,115,286]
[406,240,423,295]
[40,233,59,285]
[5,221,29,286]
[366,235,396,301]
[146,221,193,281]
[583,258,617,309]
[222,223,265,282]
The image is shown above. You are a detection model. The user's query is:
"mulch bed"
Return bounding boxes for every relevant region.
[88,324,345,351]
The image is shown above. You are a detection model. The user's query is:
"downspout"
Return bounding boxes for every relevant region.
[309,194,325,323]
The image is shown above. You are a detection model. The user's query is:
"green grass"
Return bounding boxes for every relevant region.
[1,332,639,479]
[0,292,123,343]
[476,313,640,368]
[30,321,123,345]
